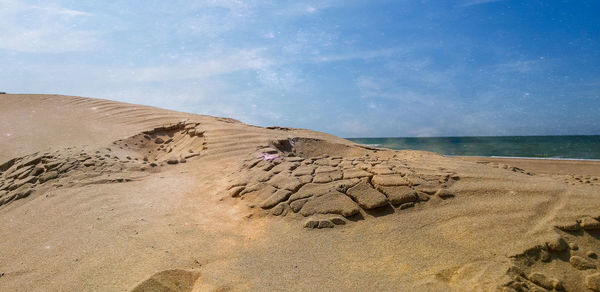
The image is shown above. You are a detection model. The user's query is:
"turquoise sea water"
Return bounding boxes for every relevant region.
[346,136,600,160]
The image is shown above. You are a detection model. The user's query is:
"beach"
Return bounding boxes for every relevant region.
[1,94,600,291]
[459,156,600,177]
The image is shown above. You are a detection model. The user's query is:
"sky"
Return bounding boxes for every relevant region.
[0,0,599,137]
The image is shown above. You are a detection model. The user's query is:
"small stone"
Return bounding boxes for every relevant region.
[304,219,319,228]
[167,157,179,165]
[556,221,581,231]
[587,251,598,259]
[150,163,158,167]
[540,249,551,262]
[290,198,309,213]
[585,273,600,291]
[415,191,430,201]
[270,202,289,216]
[570,255,596,270]
[528,272,562,290]
[546,235,568,252]
[506,265,525,277]
[329,216,346,225]
[154,137,164,144]
[318,220,335,229]
[31,165,45,176]
[435,188,454,199]
[569,243,579,250]
[399,202,415,210]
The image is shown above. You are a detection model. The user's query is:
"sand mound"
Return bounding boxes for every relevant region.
[112,122,206,164]
[0,121,205,207]
[225,138,459,228]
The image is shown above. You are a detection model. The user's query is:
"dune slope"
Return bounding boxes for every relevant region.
[1,94,600,291]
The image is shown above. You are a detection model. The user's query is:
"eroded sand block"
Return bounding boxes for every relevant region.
[570,255,596,270]
[378,186,420,205]
[346,180,388,209]
[300,192,360,217]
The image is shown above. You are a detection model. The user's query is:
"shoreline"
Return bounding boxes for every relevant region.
[455,155,600,176]
[448,155,600,162]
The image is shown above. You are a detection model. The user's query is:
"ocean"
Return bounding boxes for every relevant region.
[347,135,600,160]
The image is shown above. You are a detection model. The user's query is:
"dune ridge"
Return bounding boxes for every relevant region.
[1,94,600,291]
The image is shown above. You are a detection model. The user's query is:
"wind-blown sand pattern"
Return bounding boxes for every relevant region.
[1,94,600,291]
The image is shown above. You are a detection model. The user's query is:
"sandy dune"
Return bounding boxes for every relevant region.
[1,94,600,291]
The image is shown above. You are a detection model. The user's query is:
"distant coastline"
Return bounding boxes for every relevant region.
[347,135,600,160]
[452,155,600,162]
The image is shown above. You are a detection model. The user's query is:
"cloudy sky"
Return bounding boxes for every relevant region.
[1,0,599,137]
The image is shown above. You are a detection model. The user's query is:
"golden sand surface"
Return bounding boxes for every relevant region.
[1,94,599,291]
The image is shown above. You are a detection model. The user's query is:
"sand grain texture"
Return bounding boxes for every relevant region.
[1,94,600,291]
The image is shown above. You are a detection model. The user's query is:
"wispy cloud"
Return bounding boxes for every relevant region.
[107,49,272,82]
[460,0,506,7]
[310,48,401,63]
[0,0,97,53]
[29,4,92,17]
[494,59,548,73]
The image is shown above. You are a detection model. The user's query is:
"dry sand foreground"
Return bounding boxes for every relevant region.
[1,94,600,292]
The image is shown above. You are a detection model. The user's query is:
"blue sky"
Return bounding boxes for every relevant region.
[1,0,599,137]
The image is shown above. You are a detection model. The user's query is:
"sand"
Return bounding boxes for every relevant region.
[0,94,599,291]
